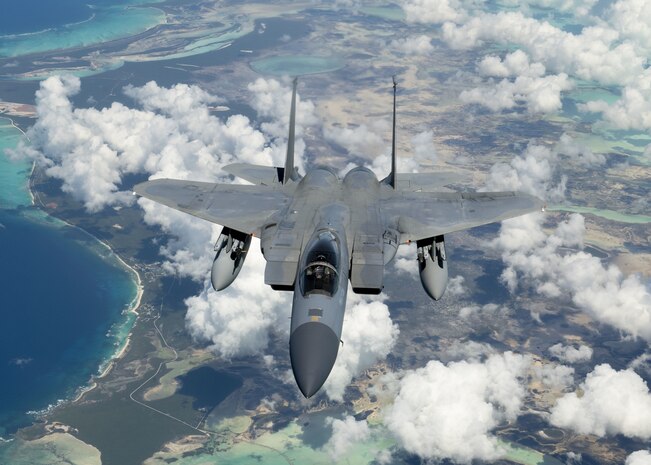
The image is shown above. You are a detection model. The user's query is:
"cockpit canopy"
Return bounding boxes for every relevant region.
[300,230,340,297]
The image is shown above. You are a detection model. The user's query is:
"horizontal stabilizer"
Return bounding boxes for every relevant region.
[222,163,284,185]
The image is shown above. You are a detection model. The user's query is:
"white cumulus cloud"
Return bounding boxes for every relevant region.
[390,34,435,55]
[323,416,370,460]
[465,50,573,114]
[550,364,651,439]
[532,362,574,390]
[627,450,651,465]
[581,69,651,131]
[441,12,645,86]
[400,0,468,24]
[383,351,531,463]
[485,144,566,202]
[494,213,651,342]
[460,71,573,114]
[549,343,593,363]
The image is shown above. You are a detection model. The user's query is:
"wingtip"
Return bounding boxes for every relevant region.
[133,179,155,196]
[132,179,163,197]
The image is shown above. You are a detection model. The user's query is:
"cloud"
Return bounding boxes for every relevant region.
[477,50,546,78]
[365,130,438,178]
[627,450,651,465]
[323,120,389,161]
[9,76,279,212]
[9,357,33,367]
[548,343,593,363]
[389,34,434,55]
[463,50,574,114]
[550,364,651,439]
[446,275,466,296]
[483,137,648,343]
[459,303,511,321]
[555,133,606,166]
[247,77,318,172]
[441,12,645,86]
[532,362,574,390]
[392,242,418,276]
[485,144,566,202]
[460,71,573,114]
[375,450,393,464]
[608,0,651,54]
[323,416,370,460]
[400,0,468,24]
[494,213,651,342]
[581,70,651,130]
[411,130,437,164]
[323,292,400,401]
[443,340,496,361]
[184,245,292,358]
[383,351,530,463]
[400,0,651,130]
[325,122,435,179]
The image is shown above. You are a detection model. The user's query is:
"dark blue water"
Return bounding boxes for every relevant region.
[177,367,243,410]
[0,209,135,436]
[0,0,93,36]
[0,0,149,36]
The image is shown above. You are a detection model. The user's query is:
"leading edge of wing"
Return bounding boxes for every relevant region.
[382,190,545,242]
[133,178,288,234]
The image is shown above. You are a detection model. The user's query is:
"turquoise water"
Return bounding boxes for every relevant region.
[0,119,31,209]
[0,120,138,436]
[0,1,165,58]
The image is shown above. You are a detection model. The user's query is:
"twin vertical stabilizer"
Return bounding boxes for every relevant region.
[282,77,299,184]
[382,77,398,189]
[282,77,398,187]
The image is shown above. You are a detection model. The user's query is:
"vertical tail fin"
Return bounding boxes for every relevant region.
[383,77,398,189]
[282,77,299,184]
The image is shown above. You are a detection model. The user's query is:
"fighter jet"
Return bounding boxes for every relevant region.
[134,79,544,398]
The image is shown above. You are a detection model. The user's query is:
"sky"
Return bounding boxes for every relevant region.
[7,0,651,463]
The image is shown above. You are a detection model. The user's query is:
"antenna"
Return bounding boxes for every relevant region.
[283,77,298,184]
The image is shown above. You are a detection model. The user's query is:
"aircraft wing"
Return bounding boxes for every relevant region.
[381,191,544,242]
[394,172,465,192]
[133,179,288,234]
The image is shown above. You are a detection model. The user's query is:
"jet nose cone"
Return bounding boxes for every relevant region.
[290,322,340,398]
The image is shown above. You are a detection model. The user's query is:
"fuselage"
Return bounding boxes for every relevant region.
[274,166,393,397]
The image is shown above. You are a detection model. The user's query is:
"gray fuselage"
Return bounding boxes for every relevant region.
[280,166,390,397]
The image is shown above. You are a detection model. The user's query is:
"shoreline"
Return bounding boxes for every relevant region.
[25,164,145,410]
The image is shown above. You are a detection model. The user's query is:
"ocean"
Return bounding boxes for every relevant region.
[0,119,138,436]
[0,0,165,59]
[0,0,93,36]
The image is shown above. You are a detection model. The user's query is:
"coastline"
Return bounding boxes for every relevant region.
[71,268,143,404]
[26,164,145,409]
